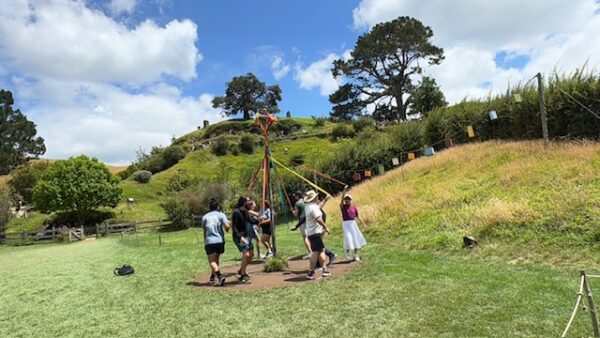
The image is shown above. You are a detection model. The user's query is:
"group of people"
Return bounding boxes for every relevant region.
[199,186,367,286]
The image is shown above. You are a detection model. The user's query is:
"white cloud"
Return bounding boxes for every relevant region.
[0,0,202,84]
[271,56,290,80]
[295,51,352,96]
[352,0,600,104]
[109,0,137,15]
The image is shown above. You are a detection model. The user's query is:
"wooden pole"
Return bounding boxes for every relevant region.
[536,73,549,147]
[581,269,600,337]
[268,154,277,257]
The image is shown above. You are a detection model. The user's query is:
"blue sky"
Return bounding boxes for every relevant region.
[1,0,599,164]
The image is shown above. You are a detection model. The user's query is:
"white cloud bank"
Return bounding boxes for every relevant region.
[0,0,219,164]
[295,50,352,96]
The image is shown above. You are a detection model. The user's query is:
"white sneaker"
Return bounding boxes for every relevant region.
[259,253,266,259]
[354,255,361,262]
[266,251,274,258]
[344,251,353,260]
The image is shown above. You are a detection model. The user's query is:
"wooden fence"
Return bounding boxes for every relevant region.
[95,219,171,238]
[1,227,85,244]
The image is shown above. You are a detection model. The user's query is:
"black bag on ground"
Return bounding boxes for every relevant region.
[114,265,135,276]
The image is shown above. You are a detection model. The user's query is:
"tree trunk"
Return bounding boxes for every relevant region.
[243,110,250,120]
[395,96,407,121]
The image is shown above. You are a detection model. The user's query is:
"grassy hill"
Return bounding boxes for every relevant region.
[324,140,600,266]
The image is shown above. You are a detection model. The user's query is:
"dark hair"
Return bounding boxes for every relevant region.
[237,196,249,208]
[293,191,303,198]
[264,201,270,209]
[209,198,219,211]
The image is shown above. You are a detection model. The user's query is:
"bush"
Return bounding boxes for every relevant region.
[264,257,289,272]
[239,135,255,154]
[352,117,375,133]
[181,182,233,216]
[132,170,152,183]
[0,193,11,237]
[162,146,187,168]
[117,164,138,180]
[331,124,356,141]
[312,116,327,127]
[272,119,302,135]
[211,137,229,156]
[230,144,240,156]
[167,170,195,192]
[161,196,189,229]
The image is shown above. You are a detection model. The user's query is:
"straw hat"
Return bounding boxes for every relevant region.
[303,190,319,203]
[344,194,353,200]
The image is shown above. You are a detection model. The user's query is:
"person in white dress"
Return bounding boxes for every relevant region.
[340,186,367,261]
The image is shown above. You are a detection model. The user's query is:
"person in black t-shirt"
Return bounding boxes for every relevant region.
[231,196,257,283]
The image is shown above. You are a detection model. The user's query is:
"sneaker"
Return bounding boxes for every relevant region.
[218,275,227,286]
[238,274,251,284]
[259,253,266,259]
[322,269,331,277]
[306,271,321,280]
[266,251,274,258]
[344,250,353,260]
[328,253,337,265]
[208,277,218,286]
[237,269,251,277]
[354,255,361,262]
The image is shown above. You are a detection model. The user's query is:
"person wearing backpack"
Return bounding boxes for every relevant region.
[201,198,231,286]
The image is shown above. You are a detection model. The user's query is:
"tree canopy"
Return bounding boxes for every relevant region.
[408,76,447,117]
[331,16,444,121]
[7,161,50,204]
[0,89,46,174]
[0,192,10,236]
[33,156,122,225]
[212,73,282,120]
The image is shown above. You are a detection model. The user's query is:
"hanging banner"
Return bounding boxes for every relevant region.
[392,157,400,166]
[423,147,435,156]
[378,164,385,176]
[352,172,362,181]
[364,170,372,177]
[488,110,498,120]
[408,152,415,161]
[467,125,475,138]
[444,137,454,148]
[512,93,523,103]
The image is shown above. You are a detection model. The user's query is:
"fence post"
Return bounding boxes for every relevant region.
[52,227,56,240]
[582,269,600,337]
[81,227,85,238]
[159,234,162,247]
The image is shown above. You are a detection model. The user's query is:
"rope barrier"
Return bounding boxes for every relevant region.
[561,275,586,337]
[291,161,348,186]
[555,86,600,120]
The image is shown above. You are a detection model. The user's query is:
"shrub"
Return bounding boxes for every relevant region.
[117,164,138,180]
[7,161,50,204]
[264,257,288,272]
[352,117,375,133]
[181,182,233,216]
[312,116,327,127]
[161,196,189,229]
[239,135,255,154]
[273,119,301,135]
[211,137,229,156]
[162,146,187,168]
[167,170,195,192]
[331,124,356,141]
[0,193,11,237]
[132,170,152,183]
[230,144,240,156]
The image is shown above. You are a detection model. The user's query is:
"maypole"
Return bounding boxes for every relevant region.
[255,108,278,256]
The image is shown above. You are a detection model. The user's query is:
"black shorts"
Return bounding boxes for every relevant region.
[260,223,272,236]
[205,243,225,255]
[308,234,325,253]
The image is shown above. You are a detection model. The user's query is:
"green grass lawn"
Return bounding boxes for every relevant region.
[0,224,593,337]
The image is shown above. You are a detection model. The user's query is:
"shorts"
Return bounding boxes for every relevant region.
[260,223,272,236]
[205,243,225,255]
[233,236,254,252]
[308,233,325,253]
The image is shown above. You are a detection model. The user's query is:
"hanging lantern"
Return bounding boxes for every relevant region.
[489,110,498,120]
[444,137,454,148]
[408,152,415,161]
[392,157,400,166]
[378,164,385,176]
[512,93,523,103]
[352,172,362,181]
[364,170,372,177]
[423,147,435,156]
[467,125,475,138]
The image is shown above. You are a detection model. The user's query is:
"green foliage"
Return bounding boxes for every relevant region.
[272,118,301,135]
[211,137,229,156]
[352,117,375,133]
[160,196,189,229]
[7,161,50,203]
[162,146,187,168]
[212,73,282,120]
[263,257,289,272]
[239,135,255,154]
[230,144,240,156]
[408,76,447,117]
[134,145,187,175]
[331,124,356,141]
[180,181,233,216]
[32,156,122,225]
[167,169,195,192]
[331,17,444,121]
[0,192,10,236]
[0,90,46,174]
[132,170,152,184]
[312,116,327,127]
[117,164,139,180]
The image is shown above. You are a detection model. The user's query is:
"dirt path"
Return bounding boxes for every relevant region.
[190,256,360,291]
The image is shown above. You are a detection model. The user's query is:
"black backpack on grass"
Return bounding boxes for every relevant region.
[114,265,135,276]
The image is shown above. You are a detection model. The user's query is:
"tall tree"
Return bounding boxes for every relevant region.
[212,73,282,120]
[33,156,122,225]
[408,76,447,117]
[331,17,444,121]
[0,90,46,174]
[7,161,50,204]
[328,84,364,120]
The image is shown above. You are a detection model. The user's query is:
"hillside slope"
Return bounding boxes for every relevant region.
[324,140,600,266]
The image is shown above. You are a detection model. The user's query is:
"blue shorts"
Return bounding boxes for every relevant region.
[233,236,253,252]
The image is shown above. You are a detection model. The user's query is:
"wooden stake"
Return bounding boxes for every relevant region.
[582,269,600,337]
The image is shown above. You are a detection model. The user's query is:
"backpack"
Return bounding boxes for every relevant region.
[114,265,135,276]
